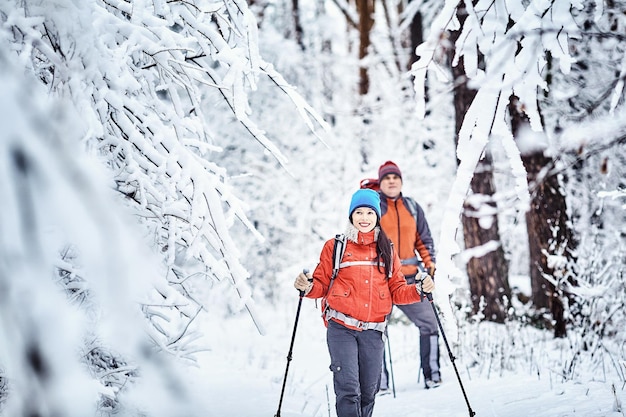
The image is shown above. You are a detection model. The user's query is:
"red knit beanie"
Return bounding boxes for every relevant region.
[378,161,402,182]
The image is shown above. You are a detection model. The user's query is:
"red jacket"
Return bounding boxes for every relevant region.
[307,227,424,329]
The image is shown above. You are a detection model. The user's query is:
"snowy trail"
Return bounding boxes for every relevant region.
[193,299,626,417]
[194,354,624,417]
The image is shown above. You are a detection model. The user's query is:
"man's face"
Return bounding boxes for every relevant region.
[379,174,402,198]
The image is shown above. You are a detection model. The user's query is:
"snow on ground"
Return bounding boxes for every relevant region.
[191,294,626,417]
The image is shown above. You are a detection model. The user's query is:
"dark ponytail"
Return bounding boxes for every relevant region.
[376,227,393,278]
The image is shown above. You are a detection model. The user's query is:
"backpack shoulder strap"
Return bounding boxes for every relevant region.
[321,234,347,318]
[331,233,347,281]
[402,196,419,221]
[388,241,394,278]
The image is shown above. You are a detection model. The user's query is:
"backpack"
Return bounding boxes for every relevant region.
[359,178,379,191]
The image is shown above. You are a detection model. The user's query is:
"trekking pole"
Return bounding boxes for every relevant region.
[417,263,476,417]
[274,269,312,417]
[385,328,397,398]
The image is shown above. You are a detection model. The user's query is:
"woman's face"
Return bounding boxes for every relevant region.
[351,207,378,233]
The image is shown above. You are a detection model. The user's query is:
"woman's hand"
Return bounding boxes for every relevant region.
[294,271,313,295]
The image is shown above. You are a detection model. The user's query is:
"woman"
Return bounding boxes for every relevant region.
[294,188,435,417]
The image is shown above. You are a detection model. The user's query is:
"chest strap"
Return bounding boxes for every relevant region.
[325,307,387,332]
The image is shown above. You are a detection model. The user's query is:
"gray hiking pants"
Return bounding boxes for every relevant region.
[327,319,384,417]
[381,276,440,388]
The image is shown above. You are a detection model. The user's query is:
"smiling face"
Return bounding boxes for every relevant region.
[379,173,402,199]
[351,207,378,233]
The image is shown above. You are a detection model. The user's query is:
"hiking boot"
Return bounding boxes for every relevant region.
[424,379,441,389]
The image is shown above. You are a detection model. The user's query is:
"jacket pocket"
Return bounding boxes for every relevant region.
[378,288,390,300]
[375,288,392,315]
[329,284,351,298]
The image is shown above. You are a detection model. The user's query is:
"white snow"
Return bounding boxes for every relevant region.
[1,0,625,416]
[187,296,626,417]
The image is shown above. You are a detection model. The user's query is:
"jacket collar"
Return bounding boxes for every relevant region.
[344,223,379,245]
[380,191,403,202]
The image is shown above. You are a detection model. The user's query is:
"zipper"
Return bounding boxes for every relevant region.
[393,199,401,256]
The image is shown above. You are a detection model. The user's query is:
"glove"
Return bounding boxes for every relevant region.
[416,273,435,295]
[294,271,313,295]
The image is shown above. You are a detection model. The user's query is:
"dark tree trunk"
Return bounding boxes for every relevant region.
[356,0,374,95]
[407,9,423,70]
[462,160,512,323]
[509,96,577,338]
[449,3,512,323]
[292,0,305,50]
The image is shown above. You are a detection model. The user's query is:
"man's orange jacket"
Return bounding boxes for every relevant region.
[379,194,436,277]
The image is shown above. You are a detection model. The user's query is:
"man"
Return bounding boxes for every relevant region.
[376,160,441,391]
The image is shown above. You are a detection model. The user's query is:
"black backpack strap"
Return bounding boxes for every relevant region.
[388,241,394,278]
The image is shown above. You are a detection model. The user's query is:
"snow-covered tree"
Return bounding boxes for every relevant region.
[411,0,626,345]
[0,0,327,413]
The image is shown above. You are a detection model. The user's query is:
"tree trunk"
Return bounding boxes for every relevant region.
[292,0,305,50]
[462,161,512,323]
[356,0,374,95]
[509,96,577,338]
[407,8,423,70]
[449,3,512,323]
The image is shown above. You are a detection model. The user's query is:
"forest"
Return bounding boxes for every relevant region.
[0,0,625,416]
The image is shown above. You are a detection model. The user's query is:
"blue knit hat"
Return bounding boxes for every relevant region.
[349,189,381,219]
